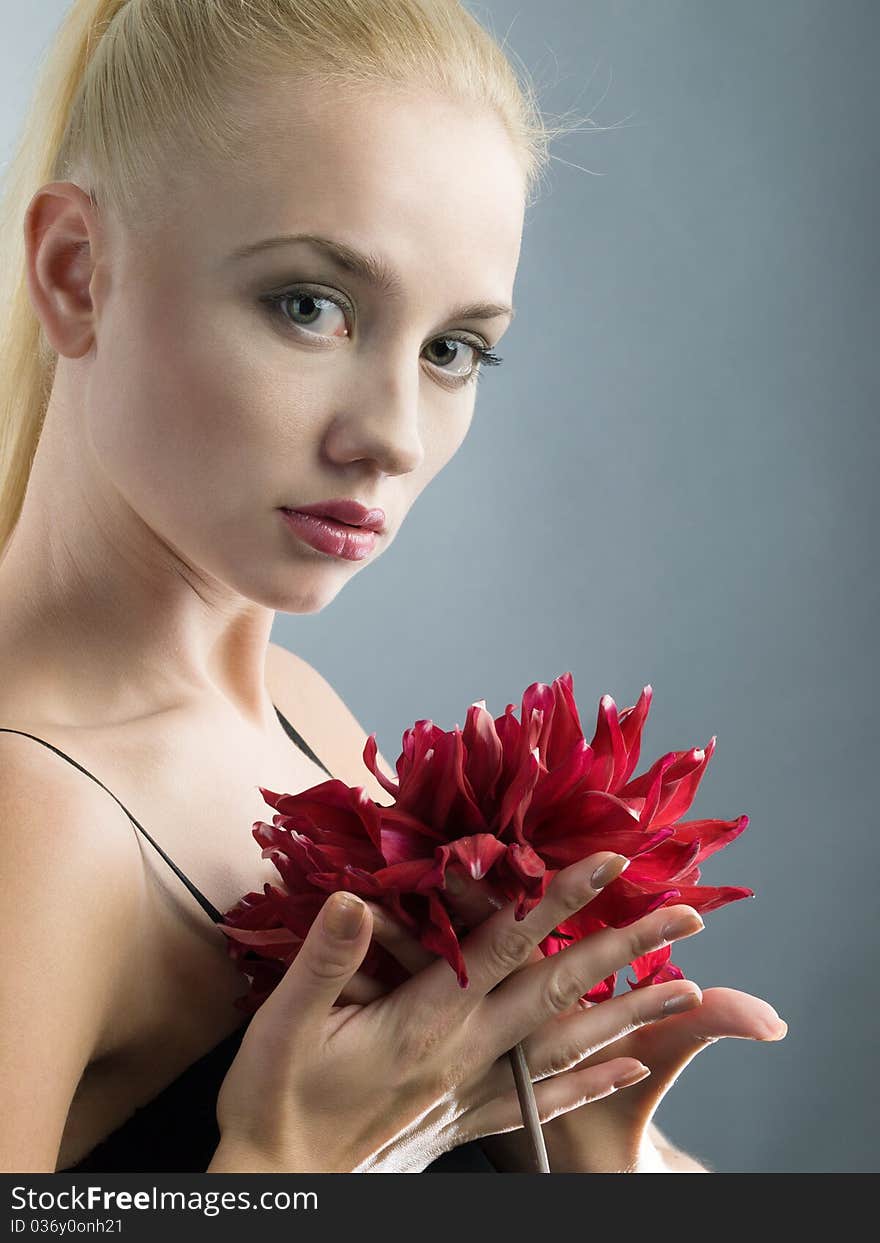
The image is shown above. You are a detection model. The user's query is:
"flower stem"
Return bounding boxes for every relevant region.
[507,1041,550,1172]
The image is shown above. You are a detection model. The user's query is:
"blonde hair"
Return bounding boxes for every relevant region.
[0,0,588,553]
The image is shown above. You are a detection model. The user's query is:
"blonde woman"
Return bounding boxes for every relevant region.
[0,0,786,1175]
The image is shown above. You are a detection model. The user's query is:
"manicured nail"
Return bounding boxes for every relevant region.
[757,1019,789,1041]
[613,1064,651,1089]
[590,855,631,890]
[324,892,366,939]
[662,989,703,1015]
[661,912,704,941]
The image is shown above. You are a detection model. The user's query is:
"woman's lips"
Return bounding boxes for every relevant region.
[279,508,378,561]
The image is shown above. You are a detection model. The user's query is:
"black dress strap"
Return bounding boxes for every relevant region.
[0,703,334,927]
[0,725,228,924]
[274,703,334,777]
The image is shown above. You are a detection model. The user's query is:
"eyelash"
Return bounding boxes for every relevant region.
[260,285,503,389]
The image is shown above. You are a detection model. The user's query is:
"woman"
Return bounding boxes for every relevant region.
[0,0,785,1174]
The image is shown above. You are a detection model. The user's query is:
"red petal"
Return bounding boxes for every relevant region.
[415,834,508,892]
[504,840,546,883]
[616,685,653,786]
[519,682,556,766]
[370,857,438,891]
[500,842,550,919]
[462,701,505,802]
[496,747,540,843]
[526,739,596,822]
[512,879,552,921]
[586,877,682,927]
[665,814,749,865]
[619,738,716,825]
[629,752,679,827]
[625,836,701,882]
[627,944,685,989]
[362,733,400,797]
[420,891,469,988]
[670,883,754,913]
[218,925,301,950]
[532,823,672,869]
[426,727,485,832]
[306,866,387,897]
[548,673,588,769]
[378,805,449,847]
[446,833,509,880]
[585,972,617,1004]
[585,693,630,791]
[539,933,571,958]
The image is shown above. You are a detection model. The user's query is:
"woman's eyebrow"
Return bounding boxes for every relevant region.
[226,231,515,322]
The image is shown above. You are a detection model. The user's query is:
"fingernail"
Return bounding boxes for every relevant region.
[590,855,630,890]
[661,912,704,941]
[613,1064,651,1089]
[662,988,703,1015]
[758,1019,788,1041]
[324,892,366,939]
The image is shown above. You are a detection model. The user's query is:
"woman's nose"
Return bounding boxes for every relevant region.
[325,368,425,476]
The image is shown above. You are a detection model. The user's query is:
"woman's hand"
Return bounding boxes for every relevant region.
[481,983,788,1172]
[366,867,787,1173]
[214,852,705,1172]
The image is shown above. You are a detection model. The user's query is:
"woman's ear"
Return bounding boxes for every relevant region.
[23,180,103,359]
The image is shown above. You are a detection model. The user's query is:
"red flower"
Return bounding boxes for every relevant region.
[220,675,752,1014]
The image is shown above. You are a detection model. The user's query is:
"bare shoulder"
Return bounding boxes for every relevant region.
[0,728,145,964]
[266,641,397,805]
[0,726,145,881]
[0,732,146,1168]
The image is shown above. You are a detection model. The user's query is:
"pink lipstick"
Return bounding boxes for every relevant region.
[289,498,385,532]
[279,508,378,561]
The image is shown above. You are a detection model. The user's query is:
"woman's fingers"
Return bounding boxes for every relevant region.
[369,895,708,1080]
[576,986,787,1080]
[257,892,374,1040]
[336,967,392,1006]
[663,986,787,1043]
[455,978,701,1122]
[464,1055,652,1140]
[366,854,629,982]
[368,888,548,981]
[516,979,704,1079]
[387,852,629,1023]
[366,903,435,975]
[481,903,704,1057]
[514,979,701,1078]
[623,985,788,1066]
[550,987,789,1139]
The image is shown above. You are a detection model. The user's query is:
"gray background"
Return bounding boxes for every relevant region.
[3,2,876,1173]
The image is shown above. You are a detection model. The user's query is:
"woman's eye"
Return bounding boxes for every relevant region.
[262,286,503,388]
[423,338,490,385]
[269,290,349,339]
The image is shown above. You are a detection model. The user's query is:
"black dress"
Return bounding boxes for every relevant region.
[0,706,495,1174]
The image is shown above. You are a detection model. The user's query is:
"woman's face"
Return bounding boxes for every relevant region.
[79,84,525,614]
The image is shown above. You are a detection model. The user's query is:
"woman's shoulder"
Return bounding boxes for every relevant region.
[0,722,146,876]
[0,726,147,1066]
[265,641,397,804]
